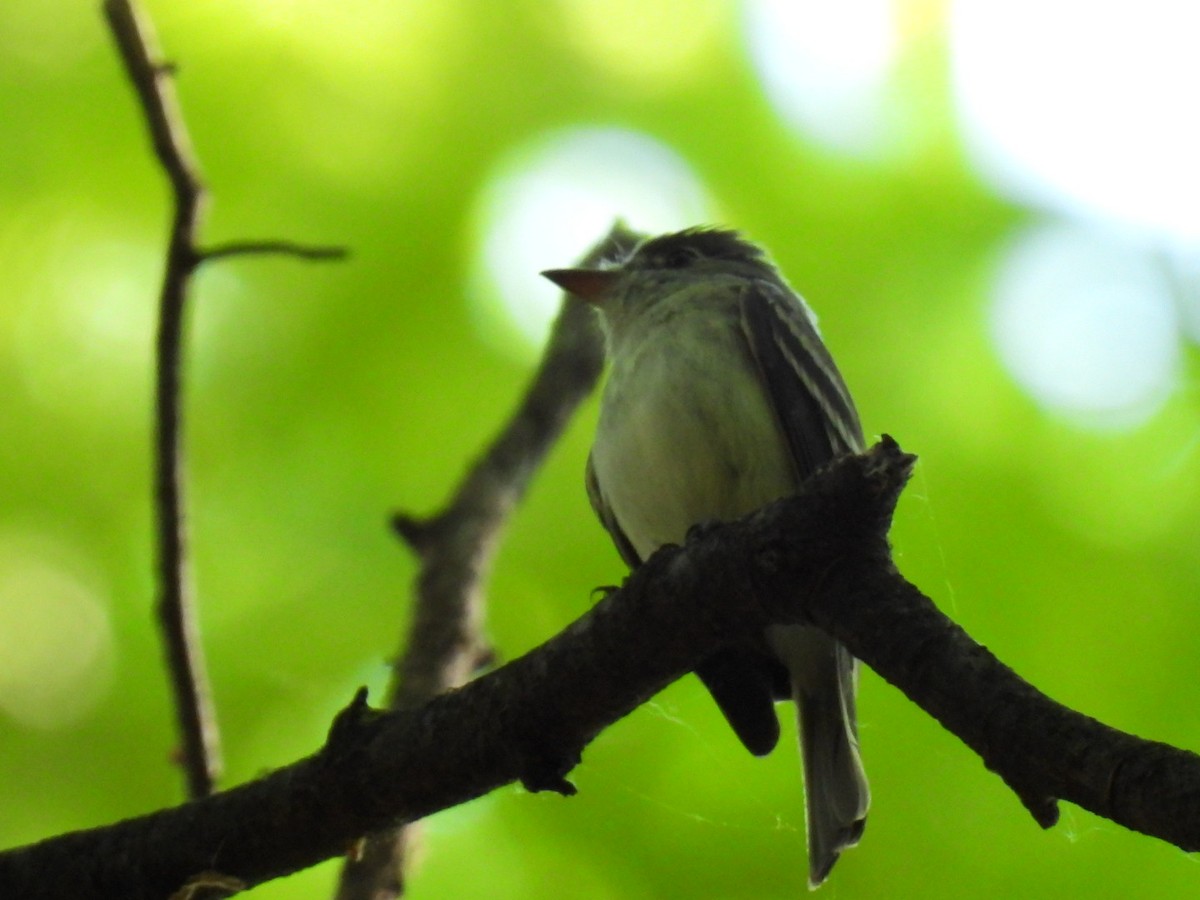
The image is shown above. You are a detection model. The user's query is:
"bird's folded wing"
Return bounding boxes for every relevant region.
[738,281,864,469]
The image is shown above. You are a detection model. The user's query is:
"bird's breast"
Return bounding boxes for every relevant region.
[592,315,796,560]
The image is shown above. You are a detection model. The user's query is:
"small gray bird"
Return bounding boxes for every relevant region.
[542,227,869,888]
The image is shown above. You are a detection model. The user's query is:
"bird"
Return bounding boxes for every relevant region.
[542,226,869,887]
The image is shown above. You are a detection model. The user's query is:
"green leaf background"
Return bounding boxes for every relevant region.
[2,2,1198,897]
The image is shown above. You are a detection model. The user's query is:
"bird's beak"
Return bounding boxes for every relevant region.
[540,267,619,303]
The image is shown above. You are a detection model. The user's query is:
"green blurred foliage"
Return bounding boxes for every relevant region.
[1,2,1198,898]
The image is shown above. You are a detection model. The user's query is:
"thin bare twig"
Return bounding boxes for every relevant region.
[335,223,641,900]
[104,0,216,800]
[103,0,345,800]
[203,240,349,263]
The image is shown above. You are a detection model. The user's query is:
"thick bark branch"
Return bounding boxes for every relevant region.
[4,439,1198,899]
[822,559,1200,841]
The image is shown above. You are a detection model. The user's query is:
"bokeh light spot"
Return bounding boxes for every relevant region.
[951,0,1200,242]
[550,0,726,89]
[181,1,459,187]
[470,127,712,357]
[988,221,1180,429]
[0,533,115,730]
[743,0,900,157]
[240,0,453,80]
[8,202,157,427]
[0,2,98,71]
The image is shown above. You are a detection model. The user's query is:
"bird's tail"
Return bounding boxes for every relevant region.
[771,626,870,889]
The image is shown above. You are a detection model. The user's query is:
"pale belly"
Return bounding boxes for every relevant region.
[591,323,797,561]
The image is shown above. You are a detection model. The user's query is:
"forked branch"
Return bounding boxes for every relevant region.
[104,0,345,799]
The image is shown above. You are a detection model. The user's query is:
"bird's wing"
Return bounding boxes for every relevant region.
[586,449,642,569]
[740,279,870,885]
[738,281,864,469]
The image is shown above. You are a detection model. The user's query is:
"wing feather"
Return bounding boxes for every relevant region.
[585,450,642,569]
[740,280,870,884]
[738,282,864,473]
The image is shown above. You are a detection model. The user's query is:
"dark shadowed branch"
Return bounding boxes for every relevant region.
[335,224,642,900]
[104,0,217,801]
[3,439,1200,899]
[103,0,346,800]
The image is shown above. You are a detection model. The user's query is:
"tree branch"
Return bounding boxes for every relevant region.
[104,0,219,801]
[103,0,346,800]
[336,223,642,900]
[4,439,1199,898]
[201,240,349,263]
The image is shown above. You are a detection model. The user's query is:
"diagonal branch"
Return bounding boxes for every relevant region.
[103,0,347,800]
[335,223,642,900]
[6,439,1200,898]
[2,440,1200,898]
[0,441,908,899]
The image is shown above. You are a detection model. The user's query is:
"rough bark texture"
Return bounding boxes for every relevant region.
[4,440,1199,899]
